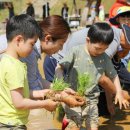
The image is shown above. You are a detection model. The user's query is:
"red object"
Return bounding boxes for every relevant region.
[62,118,69,130]
[109,0,130,18]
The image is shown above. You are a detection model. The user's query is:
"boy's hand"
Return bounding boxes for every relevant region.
[115,91,129,109]
[122,90,130,101]
[63,88,76,95]
[39,89,55,100]
[42,99,59,112]
[60,91,85,107]
[62,95,85,107]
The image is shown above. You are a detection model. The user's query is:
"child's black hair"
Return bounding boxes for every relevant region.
[6,14,42,42]
[87,22,114,45]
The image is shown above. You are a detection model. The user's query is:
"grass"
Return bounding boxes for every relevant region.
[0,0,27,22]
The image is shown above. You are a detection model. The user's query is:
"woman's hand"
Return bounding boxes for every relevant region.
[60,90,85,107]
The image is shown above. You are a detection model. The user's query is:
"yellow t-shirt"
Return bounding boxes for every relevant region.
[0,54,29,126]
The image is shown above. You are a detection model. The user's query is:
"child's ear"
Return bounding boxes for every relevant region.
[44,34,52,44]
[15,35,23,42]
[86,37,90,43]
[15,35,23,46]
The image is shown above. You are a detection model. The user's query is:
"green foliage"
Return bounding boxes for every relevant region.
[51,78,67,122]
[56,104,65,122]
[77,73,90,96]
[52,78,69,91]
[0,0,26,22]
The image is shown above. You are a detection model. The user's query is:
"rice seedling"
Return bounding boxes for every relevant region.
[77,73,90,96]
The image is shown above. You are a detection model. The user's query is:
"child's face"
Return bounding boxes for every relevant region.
[41,35,67,55]
[87,38,108,56]
[120,31,130,48]
[117,16,130,26]
[17,37,37,58]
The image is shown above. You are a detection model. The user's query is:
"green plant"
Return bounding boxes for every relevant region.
[56,104,65,122]
[51,78,69,91]
[77,73,90,96]
[44,78,70,101]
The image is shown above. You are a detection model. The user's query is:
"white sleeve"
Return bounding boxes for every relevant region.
[0,34,7,51]
[105,26,122,58]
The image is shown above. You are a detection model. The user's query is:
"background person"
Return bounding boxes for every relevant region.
[109,6,130,90]
[42,2,50,19]
[109,0,130,18]
[61,3,69,20]
[26,2,35,17]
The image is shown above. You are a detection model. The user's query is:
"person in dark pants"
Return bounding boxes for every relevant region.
[8,3,14,19]
[4,2,15,19]
[61,3,69,20]
[26,2,35,17]
[42,2,50,19]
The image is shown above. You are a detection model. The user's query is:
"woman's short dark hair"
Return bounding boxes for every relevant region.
[39,15,71,41]
[6,14,42,42]
[87,22,114,45]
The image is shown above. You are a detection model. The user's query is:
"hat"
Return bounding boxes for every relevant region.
[109,6,130,25]
[121,24,130,44]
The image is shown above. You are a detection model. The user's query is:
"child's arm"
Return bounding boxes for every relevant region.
[10,88,58,111]
[0,49,6,54]
[99,75,116,94]
[113,75,129,109]
[41,79,51,89]
[105,90,115,116]
[30,89,51,99]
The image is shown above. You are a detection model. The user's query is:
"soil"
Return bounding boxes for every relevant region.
[27,108,130,130]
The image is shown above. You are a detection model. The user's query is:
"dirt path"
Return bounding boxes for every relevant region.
[27,108,130,130]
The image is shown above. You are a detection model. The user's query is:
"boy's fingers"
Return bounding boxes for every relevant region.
[123,100,129,109]
[75,95,84,101]
[119,101,122,109]
[64,88,76,95]
[114,97,118,105]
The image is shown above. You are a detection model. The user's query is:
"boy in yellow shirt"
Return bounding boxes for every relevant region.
[0,14,84,129]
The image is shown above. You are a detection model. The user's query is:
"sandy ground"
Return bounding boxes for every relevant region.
[27,107,130,130]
